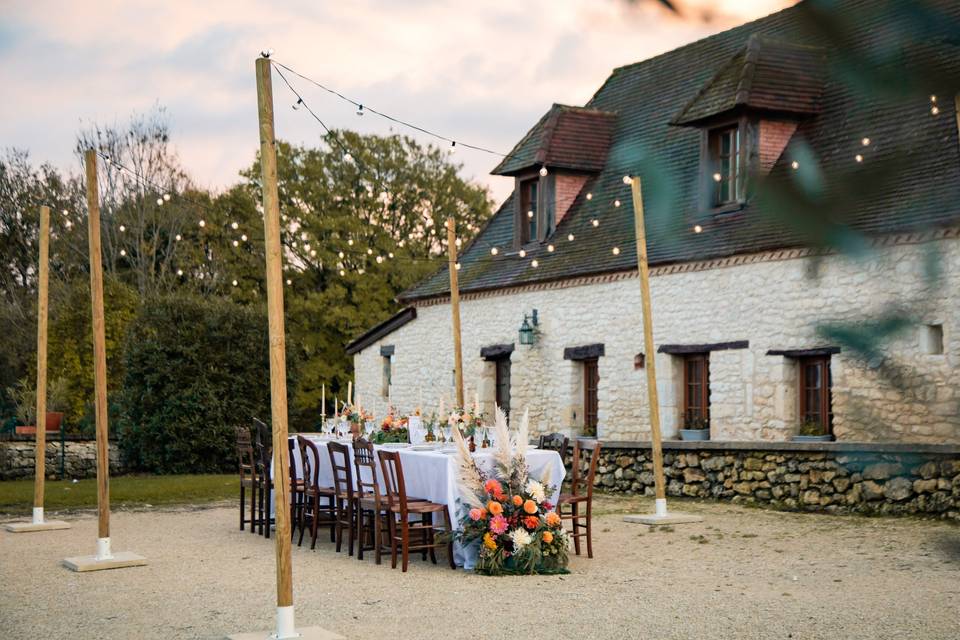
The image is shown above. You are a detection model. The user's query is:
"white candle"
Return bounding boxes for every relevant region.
[347,380,353,406]
[321,383,326,419]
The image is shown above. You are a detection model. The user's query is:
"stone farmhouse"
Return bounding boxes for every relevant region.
[347,0,960,445]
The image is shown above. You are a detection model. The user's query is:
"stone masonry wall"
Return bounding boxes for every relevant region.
[354,235,959,444]
[581,442,960,520]
[0,438,124,480]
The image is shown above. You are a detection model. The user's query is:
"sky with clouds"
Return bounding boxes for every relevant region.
[2,0,795,202]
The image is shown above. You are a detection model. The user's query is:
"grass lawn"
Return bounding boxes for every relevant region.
[0,474,237,516]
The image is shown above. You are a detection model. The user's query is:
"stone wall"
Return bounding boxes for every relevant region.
[0,437,124,480]
[353,234,959,443]
[580,441,960,519]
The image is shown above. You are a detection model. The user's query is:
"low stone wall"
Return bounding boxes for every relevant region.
[577,440,960,520]
[0,436,124,480]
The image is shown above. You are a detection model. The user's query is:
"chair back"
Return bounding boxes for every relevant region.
[352,438,382,505]
[296,435,320,490]
[252,418,271,482]
[377,449,408,515]
[570,439,602,499]
[235,425,256,482]
[327,441,354,500]
[538,432,569,458]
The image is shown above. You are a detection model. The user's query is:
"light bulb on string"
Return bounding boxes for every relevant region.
[568,233,575,241]
[339,270,345,277]
[622,175,632,185]
[713,173,722,182]
[232,222,239,230]
[592,219,599,227]
[62,209,69,216]
[612,247,620,255]
[490,247,499,256]
[241,234,247,242]
[791,160,800,170]
[547,244,555,252]
[694,225,703,233]
[338,251,345,259]
[287,278,293,285]
[304,244,311,252]
[861,137,871,146]
[519,249,527,258]
[343,152,353,163]
[931,105,940,115]
[366,248,373,255]
[156,198,164,206]
[614,200,621,207]
[449,141,457,154]
[120,249,126,256]
[119,225,126,232]
[232,280,238,287]
[347,239,354,246]
[199,220,206,228]
[585,192,592,200]
[539,166,548,177]
[455,238,462,248]
[358,269,365,275]
[855,154,863,163]
[293,98,302,111]
[232,240,239,247]
[177,269,184,276]
[65,221,73,229]
[531,259,539,268]
[455,262,461,270]
[163,193,170,202]
[527,210,534,219]
[175,234,182,241]
[356,104,364,116]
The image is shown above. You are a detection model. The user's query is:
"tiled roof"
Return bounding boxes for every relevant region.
[672,35,826,125]
[401,0,960,302]
[491,104,617,175]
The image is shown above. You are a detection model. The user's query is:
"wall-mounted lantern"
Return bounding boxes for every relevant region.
[519,309,539,346]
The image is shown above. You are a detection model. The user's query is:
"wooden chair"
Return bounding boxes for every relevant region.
[557,438,602,558]
[296,436,336,549]
[235,425,257,532]
[352,439,391,563]
[253,418,273,538]
[327,441,357,555]
[378,449,456,572]
[288,437,308,542]
[538,432,569,462]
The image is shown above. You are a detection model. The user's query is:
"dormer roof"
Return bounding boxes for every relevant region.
[492,104,617,176]
[672,35,827,126]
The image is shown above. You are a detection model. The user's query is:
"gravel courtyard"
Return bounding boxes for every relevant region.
[2,496,958,640]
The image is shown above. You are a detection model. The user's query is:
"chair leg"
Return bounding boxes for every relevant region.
[585,503,593,559]
[445,509,456,570]
[334,497,343,553]
[347,500,355,557]
[356,506,365,561]
[427,513,437,565]
[265,484,272,540]
[374,511,383,565]
[250,483,259,534]
[571,503,581,556]
[389,514,398,569]
[240,484,246,531]
[297,493,306,547]
[401,518,410,573]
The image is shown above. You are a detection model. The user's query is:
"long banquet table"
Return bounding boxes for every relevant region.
[276,434,565,569]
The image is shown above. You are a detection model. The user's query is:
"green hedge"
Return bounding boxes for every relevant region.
[118,295,278,474]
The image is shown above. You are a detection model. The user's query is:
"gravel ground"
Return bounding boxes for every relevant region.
[2,496,959,640]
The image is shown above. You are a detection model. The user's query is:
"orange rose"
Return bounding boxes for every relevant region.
[487,501,503,516]
[542,531,554,544]
[512,495,523,507]
[524,516,539,529]
[523,499,537,514]
[545,511,561,527]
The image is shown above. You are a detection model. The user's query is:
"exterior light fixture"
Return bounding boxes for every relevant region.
[519,309,539,346]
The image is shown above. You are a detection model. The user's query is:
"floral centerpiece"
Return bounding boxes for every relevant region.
[339,403,373,438]
[451,408,569,575]
[371,410,409,444]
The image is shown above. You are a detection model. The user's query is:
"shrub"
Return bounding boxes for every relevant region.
[117,294,280,473]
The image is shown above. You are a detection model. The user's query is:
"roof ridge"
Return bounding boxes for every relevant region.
[735,34,764,106]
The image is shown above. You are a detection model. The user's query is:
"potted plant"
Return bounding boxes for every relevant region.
[8,377,68,434]
[791,418,834,442]
[679,416,710,441]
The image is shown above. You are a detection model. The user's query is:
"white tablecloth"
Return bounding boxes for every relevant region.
[276,435,565,569]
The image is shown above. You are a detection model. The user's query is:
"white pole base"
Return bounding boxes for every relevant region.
[275,606,297,639]
[226,625,344,640]
[96,536,113,560]
[623,497,704,525]
[3,507,71,532]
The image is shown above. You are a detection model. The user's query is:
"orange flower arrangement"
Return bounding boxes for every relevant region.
[523,499,538,514]
[512,495,523,507]
[542,531,554,544]
[487,501,503,516]
[545,511,561,527]
[523,516,539,529]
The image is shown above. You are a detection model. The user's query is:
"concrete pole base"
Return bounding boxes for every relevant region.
[227,627,345,640]
[5,520,71,533]
[62,551,148,572]
[623,497,704,525]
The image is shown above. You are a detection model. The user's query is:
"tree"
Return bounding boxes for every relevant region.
[241,132,493,421]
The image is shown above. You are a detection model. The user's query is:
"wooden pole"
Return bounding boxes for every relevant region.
[446,217,464,408]
[32,205,50,520]
[255,56,295,622]
[85,150,112,541]
[629,177,667,509]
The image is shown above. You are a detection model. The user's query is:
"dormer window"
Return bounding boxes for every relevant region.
[520,178,539,244]
[709,125,742,207]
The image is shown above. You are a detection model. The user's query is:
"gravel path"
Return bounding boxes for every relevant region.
[2,496,958,639]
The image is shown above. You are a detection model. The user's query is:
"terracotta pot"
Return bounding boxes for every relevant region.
[15,413,64,435]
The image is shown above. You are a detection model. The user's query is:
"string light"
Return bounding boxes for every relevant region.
[612,247,620,255]
[585,192,592,200]
[175,234,182,241]
[177,269,184,276]
[694,225,703,233]
[490,247,499,256]
[531,259,539,268]
[614,200,621,207]
[449,141,457,154]
[339,270,345,277]
[592,219,599,227]
[241,234,248,242]
[338,251,345,258]
[62,209,69,216]
[622,175,632,185]
[519,249,527,258]
[156,198,163,206]
[861,137,871,146]
[232,279,238,287]
[293,98,303,110]
[287,278,293,285]
[356,104,364,116]
[931,105,940,116]
[163,193,170,202]
[855,154,864,163]
[358,269,365,275]
[376,255,383,264]
[712,173,722,182]
[455,262,461,270]
[119,225,126,232]
[199,220,206,227]
[527,210,534,219]
[366,248,373,255]
[300,232,308,240]
[455,238,462,248]
[539,166,548,177]
[567,233,574,241]
[120,249,126,256]
[790,160,800,170]
[347,239,354,246]
[232,222,239,230]
[65,220,72,229]
[343,152,353,163]
[547,244,555,252]
[232,240,239,247]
